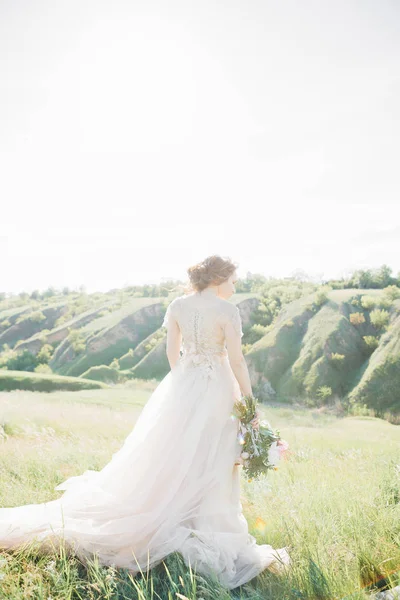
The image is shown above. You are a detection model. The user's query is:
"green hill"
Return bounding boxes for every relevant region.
[50,298,164,377]
[0,369,109,392]
[1,285,399,418]
[246,289,400,415]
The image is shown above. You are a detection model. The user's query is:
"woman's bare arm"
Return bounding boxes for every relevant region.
[224,319,253,397]
[165,316,182,370]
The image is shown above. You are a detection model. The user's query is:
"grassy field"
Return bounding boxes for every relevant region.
[0,385,399,599]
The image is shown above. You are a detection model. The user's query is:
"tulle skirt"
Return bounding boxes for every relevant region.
[0,356,290,590]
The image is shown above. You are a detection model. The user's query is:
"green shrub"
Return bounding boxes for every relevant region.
[375,296,393,309]
[363,335,379,350]
[34,363,53,374]
[16,310,46,325]
[349,297,361,307]
[316,386,333,401]
[330,353,345,363]
[370,308,390,330]
[314,285,332,307]
[4,349,38,372]
[37,344,54,364]
[67,329,86,354]
[360,295,377,310]
[110,358,120,369]
[383,285,400,300]
[247,323,269,344]
[38,329,51,344]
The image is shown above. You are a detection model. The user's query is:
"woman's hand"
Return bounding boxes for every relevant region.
[250,415,260,430]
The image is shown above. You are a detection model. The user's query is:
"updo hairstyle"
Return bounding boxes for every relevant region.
[185,255,238,293]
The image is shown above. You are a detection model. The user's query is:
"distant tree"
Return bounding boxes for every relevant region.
[375,264,393,288]
[44,286,59,298]
[353,269,374,289]
[290,269,313,282]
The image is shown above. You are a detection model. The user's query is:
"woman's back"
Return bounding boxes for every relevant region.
[163,292,243,357]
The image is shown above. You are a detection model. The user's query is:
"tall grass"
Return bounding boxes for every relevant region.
[0,388,399,599]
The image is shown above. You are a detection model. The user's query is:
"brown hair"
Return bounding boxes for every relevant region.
[185,254,238,293]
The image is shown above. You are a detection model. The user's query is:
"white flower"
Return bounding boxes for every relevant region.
[267,441,280,466]
[241,451,249,459]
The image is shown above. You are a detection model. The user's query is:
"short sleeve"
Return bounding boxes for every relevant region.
[224,304,244,338]
[162,297,180,330]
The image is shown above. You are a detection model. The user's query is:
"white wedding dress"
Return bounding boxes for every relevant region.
[0,292,290,590]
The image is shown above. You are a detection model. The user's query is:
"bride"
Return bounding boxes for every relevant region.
[0,254,291,590]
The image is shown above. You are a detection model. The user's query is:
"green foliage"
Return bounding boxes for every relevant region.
[144,330,165,352]
[383,285,400,300]
[329,352,345,363]
[3,349,38,372]
[316,386,333,401]
[34,363,53,374]
[363,336,379,351]
[360,294,393,310]
[253,278,318,327]
[232,394,281,479]
[109,358,120,370]
[16,310,46,325]
[67,329,87,354]
[314,285,332,306]
[352,264,395,289]
[370,308,390,330]
[38,329,51,344]
[247,323,269,344]
[376,296,394,309]
[360,295,378,310]
[349,354,400,412]
[349,296,361,307]
[242,343,253,355]
[37,343,54,364]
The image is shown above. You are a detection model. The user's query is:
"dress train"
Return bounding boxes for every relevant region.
[0,356,290,590]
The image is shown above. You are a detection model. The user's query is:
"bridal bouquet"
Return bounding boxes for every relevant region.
[232,394,290,479]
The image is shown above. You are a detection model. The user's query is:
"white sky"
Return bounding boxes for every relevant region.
[1,0,399,294]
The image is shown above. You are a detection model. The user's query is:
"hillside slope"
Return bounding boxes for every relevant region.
[246,289,400,414]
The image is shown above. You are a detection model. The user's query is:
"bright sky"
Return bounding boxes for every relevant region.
[1,0,399,294]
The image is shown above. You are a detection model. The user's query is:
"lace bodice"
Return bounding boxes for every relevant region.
[162,293,243,377]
